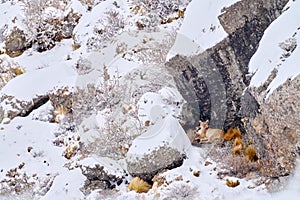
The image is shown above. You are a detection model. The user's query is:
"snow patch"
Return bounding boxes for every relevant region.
[128,107,191,157]
[1,63,76,101]
[168,0,240,58]
[249,0,300,96]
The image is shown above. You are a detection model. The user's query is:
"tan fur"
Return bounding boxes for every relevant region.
[195,120,224,143]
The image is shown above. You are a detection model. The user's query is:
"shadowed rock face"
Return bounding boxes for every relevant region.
[249,75,300,179]
[166,0,289,131]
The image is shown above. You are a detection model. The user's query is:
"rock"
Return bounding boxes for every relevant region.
[80,156,126,195]
[5,27,29,57]
[218,0,288,35]
[166,0,298,187]
[245,75,300,178]
[126,106,191,181]
[262,75,300,141]
[0,94,49,122]
[0,106,3,123]
[166,0,289,131]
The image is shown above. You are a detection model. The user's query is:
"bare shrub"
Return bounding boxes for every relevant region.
[135,13,160,31]
[210,141,259,178]
[20,0,80,52]
[279,37,297,53]
[88,108,142,159]
[130,0,190,20]
[0,0,17,4]
[4,27,28,57]
[0,58,24,88]
[78,0,106,10]
[87,9,126,52]
[0,167,35,196]
[0,163,55,198]
[75,58,93,75]
[161,181,198,200]
[73,66,144,159]
[124,30,176,64]
[73,66,122,124]
[220,154,259,178]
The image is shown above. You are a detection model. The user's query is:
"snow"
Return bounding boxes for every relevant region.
[13,39,75,72]
[137,87,184,125]
[127,109,191,157]
[1,63,76,101]
[249,0,300,96]
[81,156,125,178]
[42,168,85,200]
[0,0,300,199]
[0,1,25,33]
[272,159,300,200]
[0,118,60,174]
[168,0,240,58]
[73,0,117,47]
[0,116,85,199]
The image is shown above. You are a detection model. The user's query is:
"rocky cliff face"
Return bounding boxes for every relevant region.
[166,0,299,184]
[248,75,300,180]
[167,0,289,131]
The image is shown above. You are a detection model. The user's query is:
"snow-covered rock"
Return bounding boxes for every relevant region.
[126,105,191,181]
[80,156,126,195]
[249,0,300,97]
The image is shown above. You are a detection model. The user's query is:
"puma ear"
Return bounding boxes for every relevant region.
[206,120,209,123]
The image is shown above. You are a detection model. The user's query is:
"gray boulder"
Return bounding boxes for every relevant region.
[126,106,191,181]
[5,27,28,57]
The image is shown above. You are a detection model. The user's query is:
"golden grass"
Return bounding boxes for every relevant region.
[244,145,258,162]
[10,66,25,76]
[226,179,240,187]
[53,106,69,123]
[128,177,151,193]
[232,138,243,155]
[224,127,242,141]
[64,145,77,159]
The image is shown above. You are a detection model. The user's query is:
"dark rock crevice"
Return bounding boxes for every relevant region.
[0,95,50,122]
[22,96,50,117]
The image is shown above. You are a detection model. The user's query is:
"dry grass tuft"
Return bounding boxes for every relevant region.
[244,145,258,162]
[10,66,25,76]
[53,106,69,123]
[128,177,151,193]
[64,145,78,159]
[226,179,240,187]
[232,138,243,155]
[224,127,242,141]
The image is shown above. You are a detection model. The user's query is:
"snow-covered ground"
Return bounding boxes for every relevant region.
[0,0,300,199]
